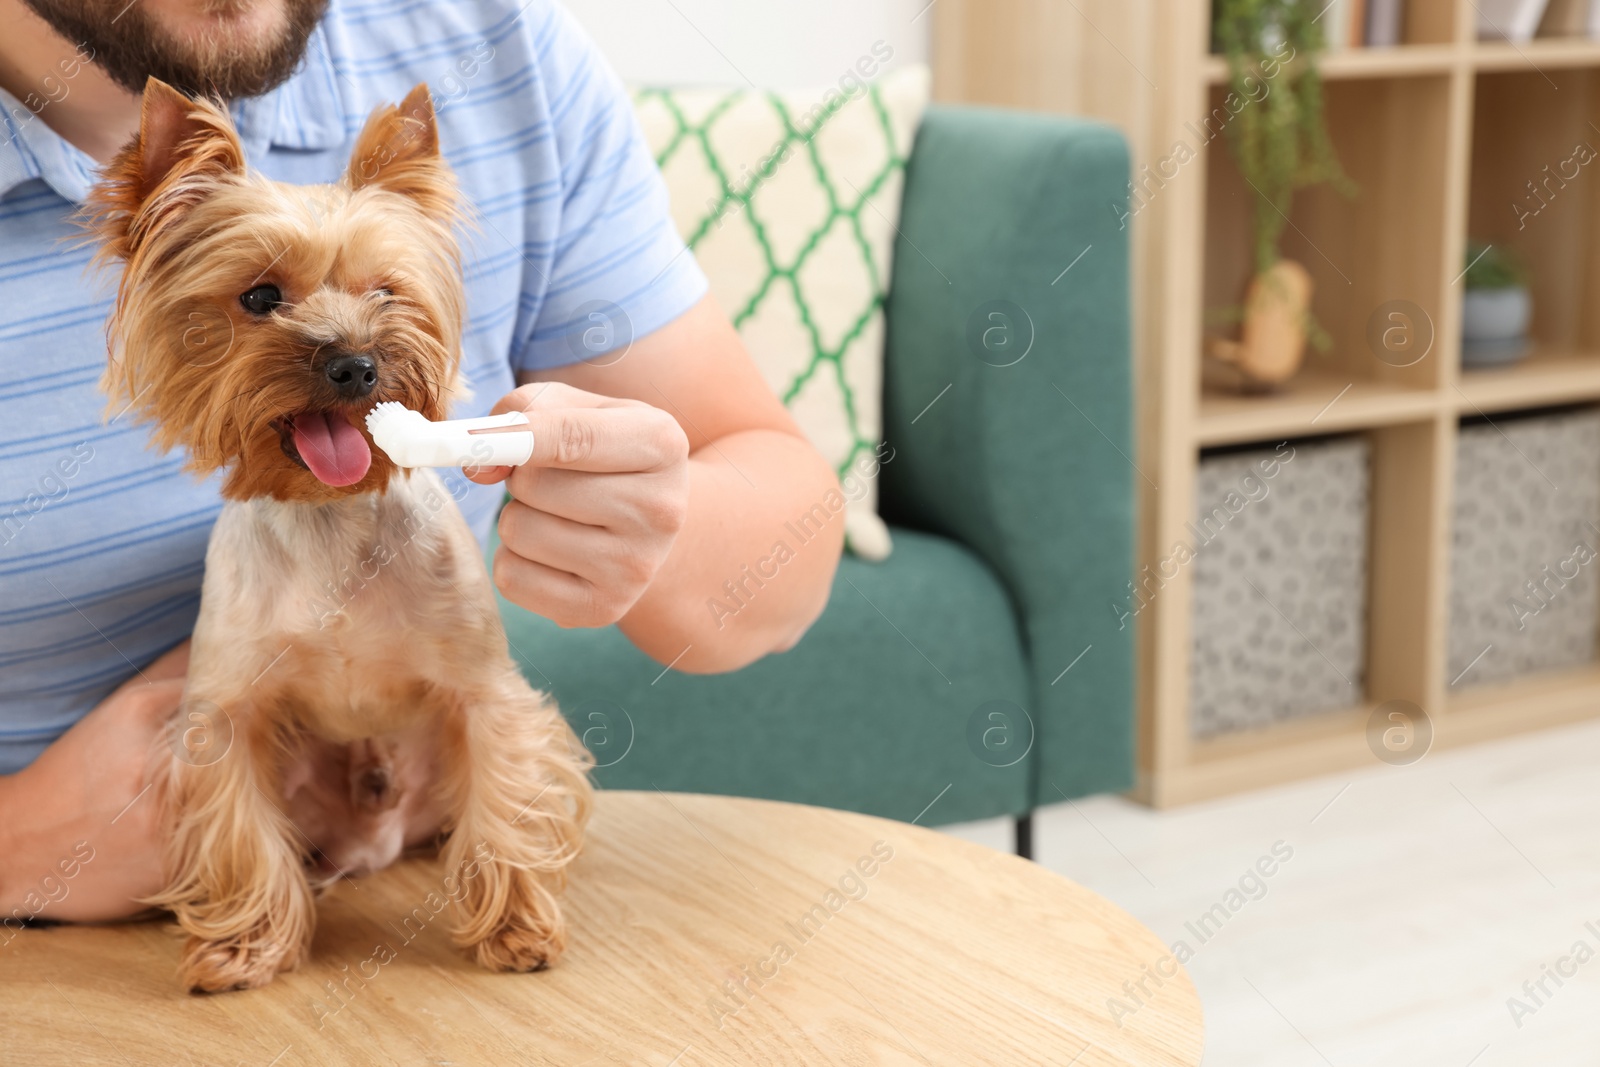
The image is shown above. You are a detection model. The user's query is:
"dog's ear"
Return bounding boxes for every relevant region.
[346,84,454,219]
[132,78,245,199]
[85,77,245,263]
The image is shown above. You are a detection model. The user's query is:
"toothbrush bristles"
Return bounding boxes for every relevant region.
[364,401,414,436]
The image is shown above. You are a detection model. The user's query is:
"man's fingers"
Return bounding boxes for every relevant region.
[111,675,187,737]
[490,380,617,418]
[499,467,622,527]
[464,464,512,485]
[147,639,191,677]
[487,381,688,472]
[521,406,687,472]
[119,639,191,689]
[499,501,620,577]
[492,547,611,628]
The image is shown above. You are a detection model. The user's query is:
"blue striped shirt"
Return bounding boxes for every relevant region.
[0,0,707,772]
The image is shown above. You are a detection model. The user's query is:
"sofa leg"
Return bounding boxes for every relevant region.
[1014,813,1034,861]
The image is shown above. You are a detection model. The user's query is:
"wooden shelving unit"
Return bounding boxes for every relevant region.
[933,0,1600,806]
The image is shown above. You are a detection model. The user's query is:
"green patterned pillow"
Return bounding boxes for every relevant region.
[633,67,930,561]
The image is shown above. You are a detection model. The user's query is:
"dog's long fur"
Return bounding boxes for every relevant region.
[85,79,592,992]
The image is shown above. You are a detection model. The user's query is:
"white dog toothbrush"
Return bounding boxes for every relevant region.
[365,401,535,468]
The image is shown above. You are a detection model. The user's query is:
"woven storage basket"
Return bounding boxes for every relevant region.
[1448,407,1600,690]
[1189,436,1370,739]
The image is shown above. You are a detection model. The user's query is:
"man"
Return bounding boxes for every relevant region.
[0,0,842,923]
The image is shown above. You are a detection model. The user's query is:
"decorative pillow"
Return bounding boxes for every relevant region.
[633,66,930,561]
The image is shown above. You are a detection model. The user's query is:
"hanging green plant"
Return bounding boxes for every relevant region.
[1214,0,1356,274]
[1207,0,1357,388]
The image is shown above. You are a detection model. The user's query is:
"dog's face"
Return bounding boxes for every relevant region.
[86,78,463,502]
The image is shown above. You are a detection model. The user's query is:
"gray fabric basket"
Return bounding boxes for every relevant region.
[1189,436,1370,739]
[1448,407,1600,690]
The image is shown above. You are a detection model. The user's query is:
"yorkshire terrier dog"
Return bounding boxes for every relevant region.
[85,79,592,992]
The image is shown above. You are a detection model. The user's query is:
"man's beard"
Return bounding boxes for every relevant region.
[22,0,327,99]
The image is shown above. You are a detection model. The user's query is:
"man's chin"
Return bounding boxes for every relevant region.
[146,0,293,47]
[22,0,327,99]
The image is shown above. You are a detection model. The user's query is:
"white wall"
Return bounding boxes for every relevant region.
[559,0,931,89]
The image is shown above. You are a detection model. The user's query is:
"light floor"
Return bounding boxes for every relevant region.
[942,718,1600,1067]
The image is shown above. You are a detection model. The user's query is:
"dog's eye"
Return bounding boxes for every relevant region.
[240,285,283,315]
[376,287,393,298]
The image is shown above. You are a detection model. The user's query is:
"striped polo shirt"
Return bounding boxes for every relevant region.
[0,0,707,773]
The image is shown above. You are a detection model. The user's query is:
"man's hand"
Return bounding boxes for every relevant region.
[483,296,844,673]
[467,381,692,629]
[0,643,448,925]
[0,642,188,924]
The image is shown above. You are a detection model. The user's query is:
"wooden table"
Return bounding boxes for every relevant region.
[2,792,1204,1065]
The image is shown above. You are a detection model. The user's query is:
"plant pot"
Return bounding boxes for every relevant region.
[1206,259,1315,389]
[1461,286,1531,368]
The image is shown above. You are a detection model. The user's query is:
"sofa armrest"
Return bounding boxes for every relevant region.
[880,104,1134,803]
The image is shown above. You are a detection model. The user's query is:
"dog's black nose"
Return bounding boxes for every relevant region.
[326,354,377,399]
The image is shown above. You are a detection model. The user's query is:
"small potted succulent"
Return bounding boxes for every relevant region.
[1461,242,1532,368]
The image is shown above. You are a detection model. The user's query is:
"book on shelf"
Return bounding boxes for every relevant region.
[1320,0,1383,49]
[1211,0,1435,52]
[1321,0,1351,49]
[1366,0,1406,46]
[1214,1,1406,52]
[1477,0,1553,41]
[1538,0,1589,35]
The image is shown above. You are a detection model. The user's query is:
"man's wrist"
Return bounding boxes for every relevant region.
[0,771,26,905]
[0,763,66,904]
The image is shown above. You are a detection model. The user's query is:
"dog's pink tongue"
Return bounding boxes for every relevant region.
[292,412,371,487]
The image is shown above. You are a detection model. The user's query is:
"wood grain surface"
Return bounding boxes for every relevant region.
[1,791,1204,1066]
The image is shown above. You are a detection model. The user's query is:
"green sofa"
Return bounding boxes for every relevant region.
[497,105,1134,843]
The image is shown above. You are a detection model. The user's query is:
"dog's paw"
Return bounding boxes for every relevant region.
[180,935,298,993]
[470,921,563,973]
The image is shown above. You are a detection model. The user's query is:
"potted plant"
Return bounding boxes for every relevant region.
[1208,0,1355,389]
[1461,242,1532,368]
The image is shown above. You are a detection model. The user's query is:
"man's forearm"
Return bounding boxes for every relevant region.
[620,428,844,672]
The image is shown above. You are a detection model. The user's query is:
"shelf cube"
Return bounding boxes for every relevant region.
[1190,436,1371,739]
[1448,407,1600,689]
